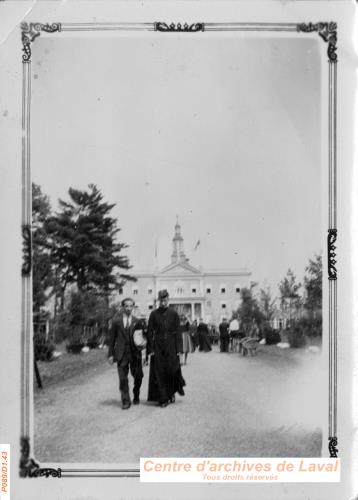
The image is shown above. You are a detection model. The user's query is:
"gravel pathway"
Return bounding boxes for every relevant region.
[34,344,323,462]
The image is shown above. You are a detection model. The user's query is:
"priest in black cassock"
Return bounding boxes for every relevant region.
[147,290,186,407]
[197,319,212,352]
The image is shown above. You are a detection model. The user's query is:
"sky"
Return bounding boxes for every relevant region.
[31,34,322,296]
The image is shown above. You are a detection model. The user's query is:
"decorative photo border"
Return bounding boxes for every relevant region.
[20,21,338,478]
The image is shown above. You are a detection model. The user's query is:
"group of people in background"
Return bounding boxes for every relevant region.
[178,315,260,356]
[218,316,259,353]
[178,316,212,362]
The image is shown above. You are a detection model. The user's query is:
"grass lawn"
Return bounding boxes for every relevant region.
[35,343,109,389]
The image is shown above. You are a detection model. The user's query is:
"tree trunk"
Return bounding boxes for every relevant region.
[104,291,110,338]
[60,285,66,311]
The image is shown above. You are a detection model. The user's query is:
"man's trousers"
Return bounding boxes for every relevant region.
[117,355,143,404]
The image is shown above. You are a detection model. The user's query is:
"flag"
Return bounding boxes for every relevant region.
[194,239,200,251]
[155,240,158,259]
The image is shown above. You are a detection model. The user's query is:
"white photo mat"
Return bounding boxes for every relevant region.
[0,2,356,499]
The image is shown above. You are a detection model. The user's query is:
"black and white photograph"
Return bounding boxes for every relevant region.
[0,1,356,499]
[31,31,325,463]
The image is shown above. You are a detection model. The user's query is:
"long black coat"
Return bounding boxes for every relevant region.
[219,321,230,352]
[147,307,181,371]
[197,322,212,352]
[108,314,141,363]
[147,306,185,402]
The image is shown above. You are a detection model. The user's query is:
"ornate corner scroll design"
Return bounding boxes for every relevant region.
[328,229,337,280]
[21,22,61,63]
[154,22,205,32]
[21,225,32,277]
[297,22,337,62]
[20,437,62,478]
[329,437,338,458]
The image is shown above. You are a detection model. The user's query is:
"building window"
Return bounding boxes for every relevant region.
[119,288,123,295]
[221,287,226,294]
[236,287,241,293]
[148,304,153,310]
[148,288,153,295]
[206,287,211,294]
[133,289,138,295]
[176,287,184,295]
[221,303,227,309]
[192,288,197,294]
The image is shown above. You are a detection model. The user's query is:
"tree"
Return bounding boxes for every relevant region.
[237,287,263,333]
[304,254,322,313]
[278,269,302,325]
[32,183,54,319]
[67,290,107,326]
[259,287,276,323]
[45,184,134,311]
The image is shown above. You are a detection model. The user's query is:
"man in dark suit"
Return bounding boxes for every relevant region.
[219,317,230,352]
[108,298,143,409]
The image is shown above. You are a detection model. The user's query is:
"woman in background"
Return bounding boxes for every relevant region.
[197,318,212,352]
[179,315,194,365]
[189,319,199,351]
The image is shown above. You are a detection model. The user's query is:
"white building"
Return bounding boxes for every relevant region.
[119,221,251,325]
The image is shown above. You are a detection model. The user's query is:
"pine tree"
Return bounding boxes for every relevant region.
[237,287,263,334]
[304,254,322,312]
[278,269,302,325]
[303,254,322,328]
[259,287,276,323]
[45,184,134,306]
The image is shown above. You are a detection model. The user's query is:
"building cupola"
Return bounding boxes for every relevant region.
[171,217,189,264]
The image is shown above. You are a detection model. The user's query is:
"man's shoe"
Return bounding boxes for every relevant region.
[159,401,168,408]
[122,402,131,410]
[133,397,140,405]
[169,395,175,403]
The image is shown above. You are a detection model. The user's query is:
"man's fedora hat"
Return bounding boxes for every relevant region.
[158,289,169,299]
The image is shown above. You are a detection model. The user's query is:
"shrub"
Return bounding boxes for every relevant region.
[87,336,99,349]
[66,343,84,354]
[66,325,85,354]
[68,290,108,327]
[34,332,55,361]
[295,315,322,338]
[84,325,102,349]
[263,326,281,345]
[52,290,113,350]
[50,311,71,344]
[287,326,306,348]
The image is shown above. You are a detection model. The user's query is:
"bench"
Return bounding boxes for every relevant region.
[238,337,258,356]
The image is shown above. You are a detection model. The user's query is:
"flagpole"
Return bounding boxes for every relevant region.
[154,239,158,310]
[193,238,201,267]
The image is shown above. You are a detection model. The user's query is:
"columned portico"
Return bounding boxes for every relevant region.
[169,298,205,321]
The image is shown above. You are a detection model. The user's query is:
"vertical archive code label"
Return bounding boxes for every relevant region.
[0,445,10,500]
